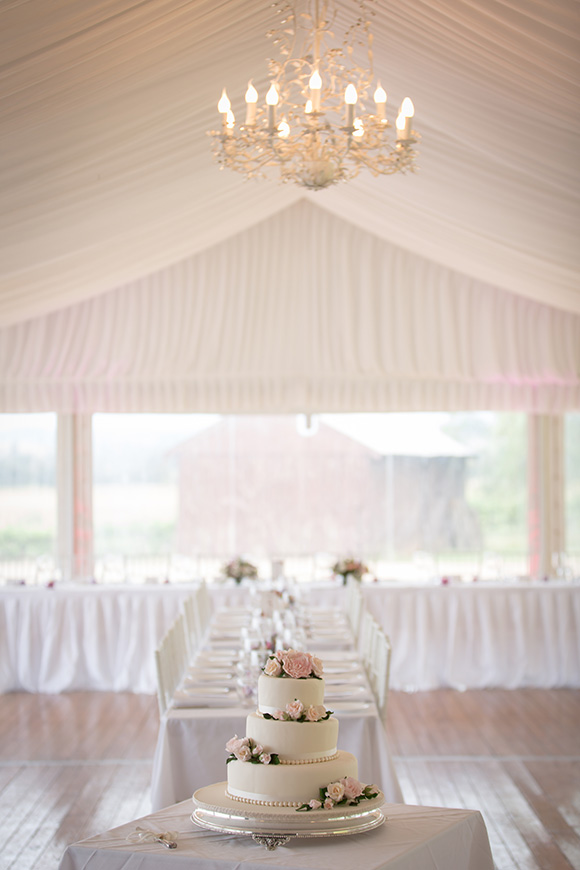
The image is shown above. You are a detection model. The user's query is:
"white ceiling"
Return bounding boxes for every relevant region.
[1,0,579,329]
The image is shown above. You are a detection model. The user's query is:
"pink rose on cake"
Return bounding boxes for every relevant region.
[310,655,324,677]
[326,780,346,802]
[286,699,304,719]
[282,649,313,679]
[263,657,282,677]
[305,704,327,722]
[263,649,324,679]
[235,742,253,762]
[309,799,322,809]
[225,735,244,754]
[259,752,271,764]
[343,776,364,800]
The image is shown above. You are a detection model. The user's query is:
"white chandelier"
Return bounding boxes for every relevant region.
[208,0,419,191]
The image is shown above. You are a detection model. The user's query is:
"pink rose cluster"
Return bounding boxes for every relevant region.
[225,735,271,765]
[297,777,380,812]
[263,649,324,680]
[271,700,329,722]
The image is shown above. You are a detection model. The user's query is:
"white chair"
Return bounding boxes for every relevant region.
[359,608,379,673]
[196,580,213,637]
[345,579,364,641]
[182,594,200,660]
[154,612,189,715]
[367,626,392,722]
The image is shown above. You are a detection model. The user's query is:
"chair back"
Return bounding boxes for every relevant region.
[345,579,364,641]
[154,612,189,715]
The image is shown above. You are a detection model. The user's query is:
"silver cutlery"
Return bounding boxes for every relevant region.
[155,834,177,849]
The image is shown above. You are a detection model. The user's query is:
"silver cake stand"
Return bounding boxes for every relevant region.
[192,782,386,850]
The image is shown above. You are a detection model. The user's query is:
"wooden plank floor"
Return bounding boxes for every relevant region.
[0,690,579,869]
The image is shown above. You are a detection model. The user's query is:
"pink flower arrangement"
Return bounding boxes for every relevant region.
[225,735,280,766]
[222,557,257,584]
[263,649,324,680]
[297,777,380,812]
[264,700,332,723]
[332,558,368,583]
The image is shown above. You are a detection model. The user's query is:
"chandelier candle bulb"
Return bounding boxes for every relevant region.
[374,83,387,120]
[396,112,411,140]
[309,69,322,112]
[344,83,357,128]
[217,88,231,121]
[397,97,414,139]
[266,83,279,129]
[245,81,258,125]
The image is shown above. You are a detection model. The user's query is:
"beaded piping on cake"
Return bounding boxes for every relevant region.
[226,789,302,807]
[278,751,338,765]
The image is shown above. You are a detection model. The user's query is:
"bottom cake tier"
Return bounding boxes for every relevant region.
[226,749,358,806]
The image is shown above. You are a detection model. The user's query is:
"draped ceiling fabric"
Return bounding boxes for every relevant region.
[1,201,578,413]
[0,0,579,412]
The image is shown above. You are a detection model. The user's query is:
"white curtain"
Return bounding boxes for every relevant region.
[1,201,578,413]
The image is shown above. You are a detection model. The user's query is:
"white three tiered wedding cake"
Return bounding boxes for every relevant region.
[224,649,379,811]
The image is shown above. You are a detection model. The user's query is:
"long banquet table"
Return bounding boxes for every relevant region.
[360,580,580,690]
[0,583,197,693]
[1,579,578,694]
[58,797,494,870]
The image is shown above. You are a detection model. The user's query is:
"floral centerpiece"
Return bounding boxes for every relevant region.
[263,649,323,679]
[332,557,368,585]
[297,776,379,811]
[222,556,258,584]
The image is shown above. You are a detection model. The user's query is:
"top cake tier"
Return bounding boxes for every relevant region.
[257,673,325,714]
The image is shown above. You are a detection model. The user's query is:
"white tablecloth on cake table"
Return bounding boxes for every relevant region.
[150,699,403,811]
[58,798,494,870]
[360,580,580,690]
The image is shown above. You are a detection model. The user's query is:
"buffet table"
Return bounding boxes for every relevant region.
[58,798,494,870]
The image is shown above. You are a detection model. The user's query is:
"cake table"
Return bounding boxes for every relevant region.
[58,798,495,869]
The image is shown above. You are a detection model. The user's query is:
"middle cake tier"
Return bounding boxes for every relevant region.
[246,712,339,760]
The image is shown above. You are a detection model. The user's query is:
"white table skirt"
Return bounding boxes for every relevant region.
[58,798,494,870]
[150,701,404,811]
[2,580,578,694]
[0,584,197,693]
[360,581,580,690]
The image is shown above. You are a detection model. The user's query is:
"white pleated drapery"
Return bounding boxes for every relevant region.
[0,0,579,330]
[0,202,578,414]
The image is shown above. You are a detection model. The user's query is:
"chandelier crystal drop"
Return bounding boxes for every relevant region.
[208,0,419,191]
